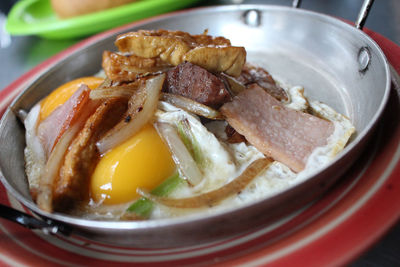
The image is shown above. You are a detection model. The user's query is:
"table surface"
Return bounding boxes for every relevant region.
[0,0,399,266]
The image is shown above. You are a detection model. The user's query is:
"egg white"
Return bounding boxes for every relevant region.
[24,103,46,197]
[23,79,355,220]
[149,85,355,219]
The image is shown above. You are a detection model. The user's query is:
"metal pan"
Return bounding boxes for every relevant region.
[0,1,391,247]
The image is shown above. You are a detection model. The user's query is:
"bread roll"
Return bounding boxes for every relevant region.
[51,0,136,18]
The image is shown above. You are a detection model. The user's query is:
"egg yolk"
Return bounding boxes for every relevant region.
[39,77,103,121]
[90,124,176,205]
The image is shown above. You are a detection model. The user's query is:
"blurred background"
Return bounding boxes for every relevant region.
[0,0,399,266]
[0,0,399,90]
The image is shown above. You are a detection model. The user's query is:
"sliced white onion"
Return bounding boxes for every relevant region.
[155,122,203,186]
[36,123,80,213]
[89,87,136,100]
[220,73,246,96]
[160,93,224,120]
[137,158,271,208]
[96,74,165,154]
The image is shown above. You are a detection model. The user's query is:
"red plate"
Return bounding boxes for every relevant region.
[0,18,399,267]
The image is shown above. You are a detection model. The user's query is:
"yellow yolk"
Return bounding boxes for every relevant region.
[39,77,103,121]
[90,124,176,205]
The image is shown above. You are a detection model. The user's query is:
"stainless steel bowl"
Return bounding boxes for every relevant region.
[0,4,390,247]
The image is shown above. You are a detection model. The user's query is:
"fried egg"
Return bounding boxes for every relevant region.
[90,123,176,205]
[148,85,355,219]
[24,77,103,199]
[25,77,177,210]
[24,75,355,220]
[40,77,104,121]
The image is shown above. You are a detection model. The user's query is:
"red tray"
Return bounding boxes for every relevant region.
[0,18,399,267]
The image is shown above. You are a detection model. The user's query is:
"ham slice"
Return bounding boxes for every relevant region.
[220,85,334,172]
[37,85,97,159]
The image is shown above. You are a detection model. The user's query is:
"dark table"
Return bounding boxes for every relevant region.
[0,0,399,266]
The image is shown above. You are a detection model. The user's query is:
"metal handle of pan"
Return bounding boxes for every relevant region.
[292,0,375,30]
[0,203,71,236]
[355,0,375,30]
[292,0,302,8]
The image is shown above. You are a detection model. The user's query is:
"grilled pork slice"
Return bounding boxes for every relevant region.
[220,85,334,172]
[102,51,171,82]
[52,98,127,211]
[164,62,231,109]
[114,29,246,77]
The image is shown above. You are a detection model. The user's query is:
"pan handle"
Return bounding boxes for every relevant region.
[291,0,302,8]
[355,0,374,30]
[0,203,71,236]
[291,0,374,31]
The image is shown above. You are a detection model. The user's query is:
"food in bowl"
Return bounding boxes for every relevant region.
[23,30,355,220]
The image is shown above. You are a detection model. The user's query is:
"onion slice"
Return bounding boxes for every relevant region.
[36,124,80,213]
[155,122,203,186]
[137,158,271,208]
[176,118,205,167]
[220,73,246,96]
[96,74,165,154]
[89,86,136,100]
[160,93,224,120]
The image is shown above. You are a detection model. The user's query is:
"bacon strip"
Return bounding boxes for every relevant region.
[220,85,334,172]
[37,85,96,159]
